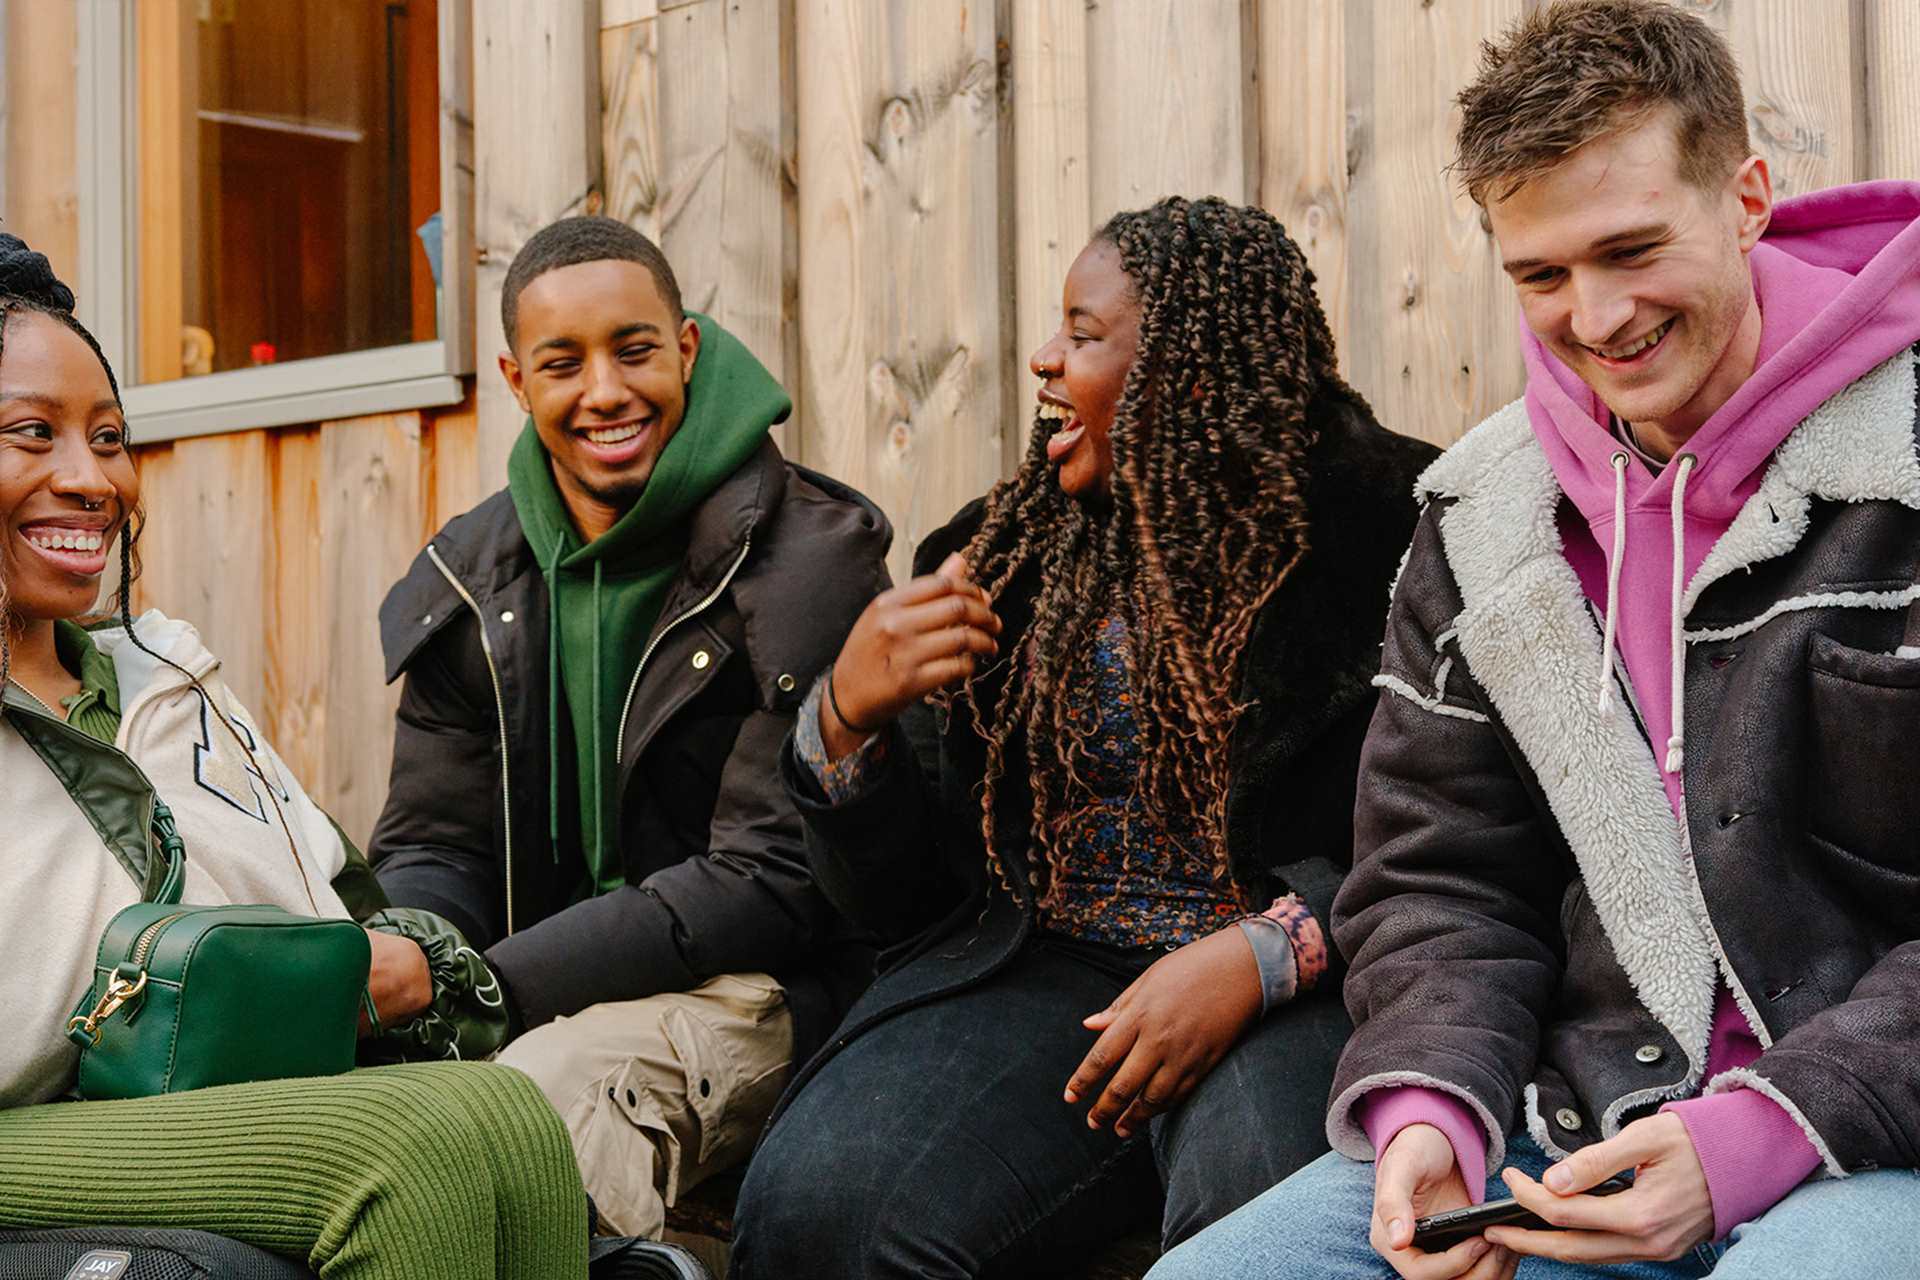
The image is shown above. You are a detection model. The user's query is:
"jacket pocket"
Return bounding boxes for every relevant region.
[1804,633,1920,886]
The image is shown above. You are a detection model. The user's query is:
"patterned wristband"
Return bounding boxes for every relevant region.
[1257,894,1328,994]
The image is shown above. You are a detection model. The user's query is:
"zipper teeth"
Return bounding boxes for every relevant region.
[616,537,752,764]
[131,912,189,968]
[428,545,518,937]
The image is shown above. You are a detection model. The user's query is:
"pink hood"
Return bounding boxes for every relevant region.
[1525,180,1920,813]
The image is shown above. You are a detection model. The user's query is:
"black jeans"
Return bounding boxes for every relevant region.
[730,932,1350,1278]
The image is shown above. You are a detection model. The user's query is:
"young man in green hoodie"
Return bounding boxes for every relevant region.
[369,217,891,1239]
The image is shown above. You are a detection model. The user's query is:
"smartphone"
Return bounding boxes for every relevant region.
[1411,1175,1632,1252]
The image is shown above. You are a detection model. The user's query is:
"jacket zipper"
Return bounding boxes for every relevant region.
[616,537,753,765]
[427,544,519,936]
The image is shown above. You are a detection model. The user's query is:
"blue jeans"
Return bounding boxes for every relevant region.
[1148,1134,1920,1280]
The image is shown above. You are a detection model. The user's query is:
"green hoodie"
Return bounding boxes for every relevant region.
[507,314,790,899]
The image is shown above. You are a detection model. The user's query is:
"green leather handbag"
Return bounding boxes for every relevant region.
[64,803,371,1101]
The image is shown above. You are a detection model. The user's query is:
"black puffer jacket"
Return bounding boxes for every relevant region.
[370,440,891,1064]
[1330,348,1920,1178]
[774,393,1436,1117]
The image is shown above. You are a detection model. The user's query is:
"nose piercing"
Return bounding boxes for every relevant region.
[83,498,103,511]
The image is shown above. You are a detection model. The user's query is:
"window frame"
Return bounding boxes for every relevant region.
[75,0,474,445]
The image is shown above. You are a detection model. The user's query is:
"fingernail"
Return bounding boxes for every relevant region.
[1388,1218,1405,1240]
[1468,1239,1490,1259]
[1547,1167,1573,1192]
[1063,1089,1077,1103]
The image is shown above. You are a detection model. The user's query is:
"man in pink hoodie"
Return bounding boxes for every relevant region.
[1149,2,1920,1278]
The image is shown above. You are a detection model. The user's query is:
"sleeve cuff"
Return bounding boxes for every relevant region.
[1236,918,1300,1012]
[1358,1086,1491,1203]
[794,671,892,804]
[1662,1087,1824,1240]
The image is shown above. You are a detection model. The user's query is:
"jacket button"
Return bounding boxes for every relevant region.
[692,650,711,671]
[1554,1107,1584,1132]
[500,610,515,623]
[777,673,796,693]
[1635,1044,1664,1064]
[420,613,433,626]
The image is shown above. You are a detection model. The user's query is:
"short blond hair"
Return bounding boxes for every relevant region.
[1454,0,1751,206]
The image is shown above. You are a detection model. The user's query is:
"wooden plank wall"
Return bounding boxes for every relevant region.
[5,0,1916,844]
[603,0,1912,554]
[129,405,479,848]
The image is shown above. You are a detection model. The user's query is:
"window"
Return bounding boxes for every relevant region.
[77,0,472,443]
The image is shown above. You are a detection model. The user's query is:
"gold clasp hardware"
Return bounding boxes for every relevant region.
[66,971,148,1046]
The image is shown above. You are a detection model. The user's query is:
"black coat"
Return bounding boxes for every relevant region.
[1330,348,1920,1177]
[370,440,892,1063]
[774,393,1437,1117]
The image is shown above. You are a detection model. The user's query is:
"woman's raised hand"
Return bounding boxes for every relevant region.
[820,552,1001,759]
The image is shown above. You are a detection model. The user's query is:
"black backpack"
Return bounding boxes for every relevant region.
[0,1229,312,1280]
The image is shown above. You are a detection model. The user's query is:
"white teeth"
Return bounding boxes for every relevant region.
[1036,402,1070,422]
[1595,318,1673,360]
[584,423,644,445]
[26,530,104,554]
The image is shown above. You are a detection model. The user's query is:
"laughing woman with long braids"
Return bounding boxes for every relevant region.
[0,235,588,1279]
[732,197,1438,1275]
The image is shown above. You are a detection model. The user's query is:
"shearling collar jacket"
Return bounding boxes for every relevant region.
[1330,346,1920,1179]
[369,440,891,1064]
[773,392,1437,1120]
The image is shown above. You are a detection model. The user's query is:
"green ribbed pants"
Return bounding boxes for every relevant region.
[0,1062,588,1279]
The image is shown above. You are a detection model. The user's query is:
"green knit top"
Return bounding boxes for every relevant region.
[52,620,121,744]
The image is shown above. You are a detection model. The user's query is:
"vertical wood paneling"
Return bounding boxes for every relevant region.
[1686,0,1864,195]
[1011,0,1091,472]
[1257,0,1351,367]
[796,0,1009,583]
[318,414,428,848]
[1865,0,1920,178]
[655,0,799,449]
[1086,0,1249,223]
[130,433,272,714]
[4,0,79,285]
[601,14,663,237]
[266,426,328,793]
[474,1,602,482]
[1346,0,1526,447]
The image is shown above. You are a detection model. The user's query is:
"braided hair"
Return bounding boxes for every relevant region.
[957,196,1366,905]
[0,233,144,697]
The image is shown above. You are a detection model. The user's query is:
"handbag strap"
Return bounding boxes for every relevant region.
[150,801,186,907]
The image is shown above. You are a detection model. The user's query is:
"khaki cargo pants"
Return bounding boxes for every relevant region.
[497,972,793,1238]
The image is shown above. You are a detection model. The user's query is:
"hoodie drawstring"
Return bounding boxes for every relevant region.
[544,544,564,861]
[1596,448,1697,779]
[1598,452,1630,715]
[1665,453,1697,774]
[591,561,605,866]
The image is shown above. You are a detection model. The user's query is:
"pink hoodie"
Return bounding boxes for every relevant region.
[1362,181,1920,1238]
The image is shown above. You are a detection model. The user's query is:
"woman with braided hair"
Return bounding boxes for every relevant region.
[0,234,598,1278]
[731,197,1437,1275]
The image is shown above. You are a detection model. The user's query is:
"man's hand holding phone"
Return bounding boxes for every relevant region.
[1483,1113,1713,1265]
[1371,1124,1515,1280]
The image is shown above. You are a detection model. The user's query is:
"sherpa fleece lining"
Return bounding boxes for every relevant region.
[1400,347,1919,1158]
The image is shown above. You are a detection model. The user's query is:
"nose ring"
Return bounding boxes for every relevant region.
[83,498,103,511]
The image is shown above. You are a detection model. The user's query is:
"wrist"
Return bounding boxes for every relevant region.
[822,666,881,759]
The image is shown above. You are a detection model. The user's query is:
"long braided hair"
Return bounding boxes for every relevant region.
[0,234,145,698]
[958,197,1366,906]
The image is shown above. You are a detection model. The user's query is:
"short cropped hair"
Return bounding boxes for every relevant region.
[500,216,683,350]
[1453,0,1752,206]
